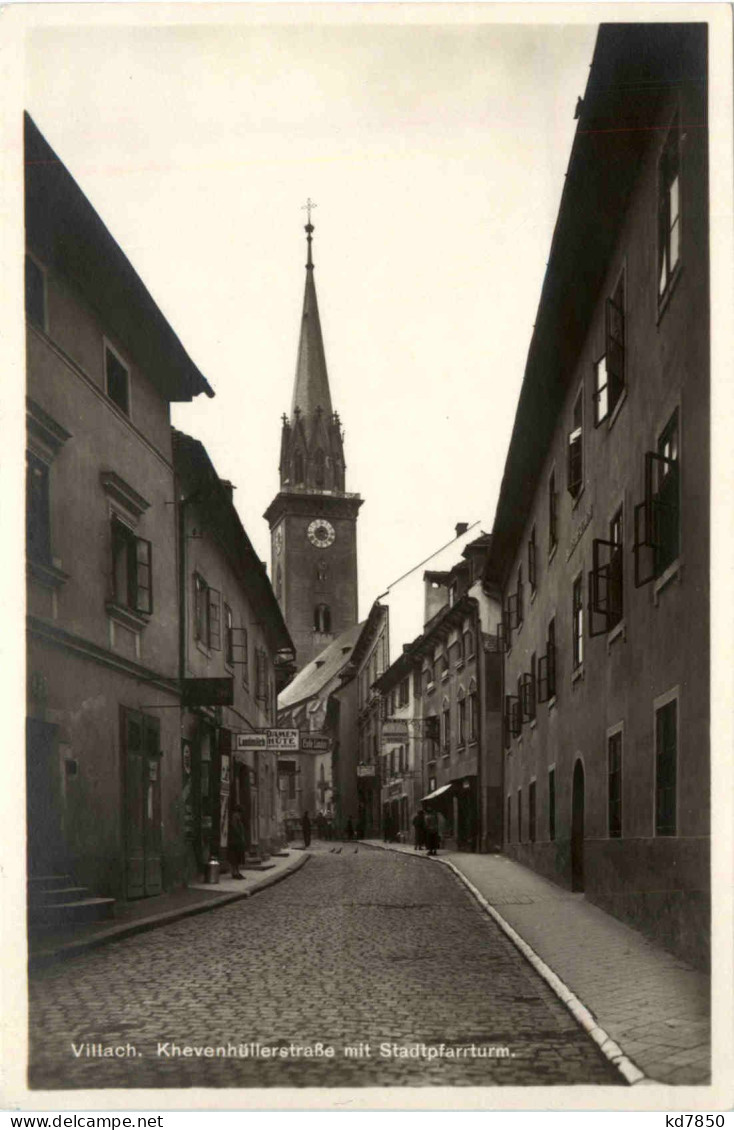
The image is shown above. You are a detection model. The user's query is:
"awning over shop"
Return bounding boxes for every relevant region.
[421,783,453,803]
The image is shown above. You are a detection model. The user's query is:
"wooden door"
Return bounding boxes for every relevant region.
[123,709,162,898]
[26,718,65,875]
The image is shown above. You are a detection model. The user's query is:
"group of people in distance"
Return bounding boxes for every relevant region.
[411,806,440,856]
[300,810,365,848]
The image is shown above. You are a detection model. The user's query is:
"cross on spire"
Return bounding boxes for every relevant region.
[302,198,317,269]
[302,197,317,225]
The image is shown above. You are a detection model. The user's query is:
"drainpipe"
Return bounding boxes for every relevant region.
[471,597,484,854]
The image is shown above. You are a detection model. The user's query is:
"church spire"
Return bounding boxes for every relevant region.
[291,205,333,420]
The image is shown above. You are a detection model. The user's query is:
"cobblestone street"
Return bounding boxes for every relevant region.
[29,847,620,1089]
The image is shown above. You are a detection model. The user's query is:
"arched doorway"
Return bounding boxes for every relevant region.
[571,759,585,891]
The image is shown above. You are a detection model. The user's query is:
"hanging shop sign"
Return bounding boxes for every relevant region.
[300,734,332,753]
[236,732,268,751]
[357,763,376,777]
[382,719,409,738]
[235,729,300,752]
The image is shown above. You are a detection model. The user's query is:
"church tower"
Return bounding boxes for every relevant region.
[264,208,362,670]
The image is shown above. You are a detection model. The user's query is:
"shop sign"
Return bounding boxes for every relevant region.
[236,732,267,751]
[382,719,409,738]
[300,733,331,752]
[267,728,300,751]
[357,763,376,777]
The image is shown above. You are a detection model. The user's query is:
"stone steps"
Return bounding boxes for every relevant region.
[28,874,115,929]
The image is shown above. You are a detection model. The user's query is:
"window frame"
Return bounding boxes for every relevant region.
[567,388,584,500]
[548,468,558,555]
[572,573,584,670]
[658,111,682,308]
[104,340,132,419]
[112,515,153,615]
[27,450,52,564]
[654,689,679,837]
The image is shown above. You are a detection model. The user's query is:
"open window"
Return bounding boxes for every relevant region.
[567,391,583,499]
[113,517,152,614]
[548,470,558,552]
[504,694,521,741]
[528,526,537,593]
[658,115,681,302]
[537,617,557,703]
[594,274,626,426]
[105,344,130,417]
[520,656,536,723]
[589,512,623,635]
[633,411,680,586]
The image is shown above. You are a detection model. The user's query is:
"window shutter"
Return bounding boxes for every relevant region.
[134,537,153,614]
[208,588,221,650]
[567,429,583,497]
[537,654,549,703]
[606,292,625,408]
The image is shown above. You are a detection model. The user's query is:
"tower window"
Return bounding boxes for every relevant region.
[314,603,331,633]
[314,448,326,489]
[294,451,305,485]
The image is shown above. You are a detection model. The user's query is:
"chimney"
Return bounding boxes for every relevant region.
[455,522,469,538]
[220,479,235,502]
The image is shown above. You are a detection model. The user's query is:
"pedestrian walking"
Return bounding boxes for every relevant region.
[345,816,354,841]
[424,809,440,856]
[412,807,426,851]
[229,805,246,879]
[302,810,312,849]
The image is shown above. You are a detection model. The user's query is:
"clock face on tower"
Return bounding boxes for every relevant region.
[307,518,336,548]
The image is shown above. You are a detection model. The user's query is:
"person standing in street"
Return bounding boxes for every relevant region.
[424,809,440,856]
[412,807,426,851]
[302,809,312,849]
[229,805,246,879]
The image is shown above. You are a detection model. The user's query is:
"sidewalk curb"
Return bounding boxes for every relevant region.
[362,841,647,1087]
[29,852,311,969]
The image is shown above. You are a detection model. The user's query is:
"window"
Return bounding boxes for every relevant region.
[548,768,556,842]
[521,654,536,723]
[589,508,624,635]
[313,448,326,489]
[255,648,268,703]
[25,255,46,329]
[517,788,522,843]
[463,627,475,657]
[240,626,250,687]
[441,700,450,752]
[105,345,130,417]
[655,698,677,836]
[449,579,458,607]
[504,693,520,743]
[112,517,152,614]
[439,653,449,680]
[567,390,583,499]
[572,575,583,669]
[468,681,478,742]
[506,795,512,843]
[608,730,622,837]
[316,559,328,585]
[633,410,680,585]
[27,452,51,562]
[314,603,331,633]
[529,781,536,843]
[294,451,305,485]
[276,565,283,601]
[528,526,537,592]
[658,115,681,301]
[193,573,219,649]
[399,677,409,707]
[458,693,466,746]
[548,470,558,552]
[538,618,557,702]
[594,273,626,425]
[224,603,234,666]
[516,566,524,628]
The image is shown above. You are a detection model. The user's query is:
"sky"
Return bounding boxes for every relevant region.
[24,9,599,620]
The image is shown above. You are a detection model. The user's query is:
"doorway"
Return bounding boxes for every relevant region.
[26,718,65,875]
[571,758,585,891]
[122,708,162,898]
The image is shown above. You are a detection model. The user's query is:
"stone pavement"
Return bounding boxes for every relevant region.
[29,850,309,966]
[28,846,620,1089]
[362,840,710,1086]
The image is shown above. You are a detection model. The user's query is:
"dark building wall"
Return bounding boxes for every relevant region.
[501,71,709,967]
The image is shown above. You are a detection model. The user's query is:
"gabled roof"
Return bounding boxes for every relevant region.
[172,430,292,654]
[25,114,214,405]
[278,621,365,710]
[291,227,333,419]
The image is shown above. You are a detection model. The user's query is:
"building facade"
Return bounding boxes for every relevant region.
[25,116,213,904]
[264,220,362,670]
[486,25,709,967]
[173,432,294,869]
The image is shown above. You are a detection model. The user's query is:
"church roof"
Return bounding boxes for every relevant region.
[291,225,333,419]
[278,620,365,710]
